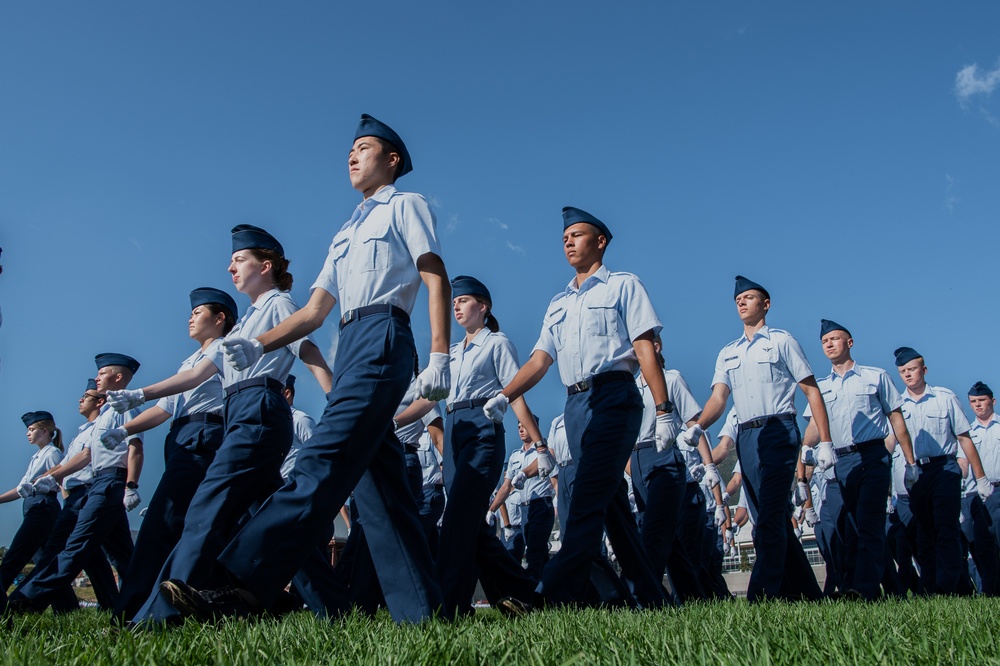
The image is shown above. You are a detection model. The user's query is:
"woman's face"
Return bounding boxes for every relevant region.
[26,423,50,446]
[189,305,224,341]
[453,295,487,330]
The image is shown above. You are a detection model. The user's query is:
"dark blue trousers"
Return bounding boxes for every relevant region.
[834,444,890,599]
[555,460,575,525]
[888,495,921,594]
[133,384,291,624]
[0,493,60,588]
[19,468,133,610]
[699,507,731,599]
[217,313,441,624]
[960,493,999,595]
[503,525,526,563]
[523,497,555,580]
[114,419,222,620]
[736,419,822,602]
[909,458,963,594]
[629,444,686,586]
[438,407,537,616]
[420,484,444,555]
[540,380,669,608]
[668,483,708,602]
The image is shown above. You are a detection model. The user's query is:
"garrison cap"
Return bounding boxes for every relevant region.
[969,381,994,398]
[231,224,283,256]
[893,347,922,367]
[285,374,296,390]
[95,353,140,374]
[451,275,492,304]
[734,275,769,300]
[562,206,612,243]
[190,287,238,320]
[21,411,54,428]
[86,378,98,391]
[820,319,851,339]
[356,113,412,177]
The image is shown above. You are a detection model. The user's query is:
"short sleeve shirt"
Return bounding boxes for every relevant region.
[548,414,571,469]
[20,444,63,486]
[448,329,521,403]
[62,422,96,489]
[90,403,144,473]
[156,340,225,418]
[219,289,308,387]
[969,415,1000,482]
[900,385,971,459]
[806,363,903,446]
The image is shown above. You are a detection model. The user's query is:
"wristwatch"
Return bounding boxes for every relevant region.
[126,481,139,490]
[654,400,674,414]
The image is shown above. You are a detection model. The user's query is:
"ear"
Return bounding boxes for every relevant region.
[259,259,273,276]
[847,338,854,349]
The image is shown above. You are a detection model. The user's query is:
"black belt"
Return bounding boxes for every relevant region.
[402,442,419,454]
[634,440,655,451]
[65,484,89,496]
[340,304,409,330]
[558,460,571,468]
[95,467,128,480]
[446,397,489,414]
[433,483,444,490]
[916,455,955,468]
[737,413,796,433]
[567,370,633,396]
[224,377,285,399]
[834,438,886,457]
[171,412,225,430]
[991,481,1000,488]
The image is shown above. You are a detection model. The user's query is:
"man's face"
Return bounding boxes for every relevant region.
[735,290,769,323]
[348,137,397,195]
[970,394,995,420]
[95,366,124,392]
[78,390,104,415]
[821,331,852,362]
[897,359,927,391]
[563,223,605,269]
[517,422,531,445]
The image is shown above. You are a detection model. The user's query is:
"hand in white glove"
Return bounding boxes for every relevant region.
[511,471,527,490]
[793,526,803,540]
[714,505,727,528]
[17,482,34,498]
[485,511,496,527]
[101,427,129,450]
[904,463,921,491]
[416,352,451,401]
[723,539,732,556]
[703,463,721,489]
[793,481,810,507]
[677,423,704,449]
[483,393,509,423]
[222,337,264,371]
[106,389,145,413]
[535,448,554,478]
[725,528,735,546]
[794,506,805,522]
[815,442,837,472]
[654,412,682,452]
[805,507,819,527]
[886,496,895,515]
[721,491,731,505]
[34,476,59,494]
[977,477,994,501]
[800,446,816,467]
[689,463,706,482]
[731,523,741,537]
[124,488,141,511]
[502,526,516,541]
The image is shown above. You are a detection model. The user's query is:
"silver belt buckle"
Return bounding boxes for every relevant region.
[918,456,930,466]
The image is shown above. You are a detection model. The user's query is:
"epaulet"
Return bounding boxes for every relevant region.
[768,327,790,336]
[933,385,957,397]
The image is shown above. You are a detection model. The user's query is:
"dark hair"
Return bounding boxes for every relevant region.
[34,419,64,452]
[373,137,404,182]
[249,248,293,292]
[474,296,500,333]
[204,302,237,335]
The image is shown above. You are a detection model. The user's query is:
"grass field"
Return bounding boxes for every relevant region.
[4,597,1000,665]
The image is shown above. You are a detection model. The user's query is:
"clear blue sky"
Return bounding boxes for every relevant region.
[1,2,999,544]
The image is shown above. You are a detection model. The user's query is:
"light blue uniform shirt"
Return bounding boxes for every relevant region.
[19,444,63,486]
[280,407,317,480]
[504,493,523,527]
[711,325,814,422]
[448,329,521,403]
[310,185,441,315]
[717,407,739,443]
[220,289,307,388]
[90,403,144,473]
[547,414,570,469]
[533,266,662,387]
[890,445,907,497]
[635,369,702,444]
[63,422,96,489]
[805,363,903,446]
[507,446,555,503]
[969,414,1000,482]
[899,385,971,459]
[957,446,977,496]
[156,340,225,418]
[418,430,443,488]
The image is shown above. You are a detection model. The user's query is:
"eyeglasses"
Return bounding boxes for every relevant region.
[81,393,105,401]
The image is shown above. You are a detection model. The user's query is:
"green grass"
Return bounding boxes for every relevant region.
[4,597,1000,665]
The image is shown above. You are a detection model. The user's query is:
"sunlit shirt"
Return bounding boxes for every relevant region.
[547,414,571,469]
[63,422,95,489]
[90,403,144,472]
[220,289,309,387]
[280,407,317,480]
[447,329,521,403]
[156,340,225,418]
[969,413,1000,482]
[804,363,903,446]
[19,444,62,487]
[900,385,971,459]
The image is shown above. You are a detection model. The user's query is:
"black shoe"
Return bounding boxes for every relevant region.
[5,597,42,615]
[269,589,304,617]
[160,579,212,619]
[161,579,263,621]
[497,593,546,618]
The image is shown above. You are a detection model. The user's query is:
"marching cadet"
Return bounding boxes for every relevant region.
[887,438,921,595]
[279,375,317,480]
[802,320,917,600]
[0,411,63,589]
[487,206,686,611]
[679,276,828,602]
[165,114,450,624]
[100,288,237,621]
[10,354,142,613]
[894,346,992,594]
[958,381,1000,594]
[416,425,445,553]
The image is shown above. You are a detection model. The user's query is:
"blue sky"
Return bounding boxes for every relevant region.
[1,2,999,543]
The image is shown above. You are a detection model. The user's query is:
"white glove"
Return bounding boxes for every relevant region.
[678,423,704,449]
[887,496,895,515]
[535,448,554,478]
[977,477,994,501]
[793,481,810,507]
[903,463,921,491]
[800,446,816,467]
[815,442,837,472]
[124,488,141,511]
[17,482,34,498]
[805,507,819,527]
[511,471,527,490]
[101,427,129,450]
[34,476,59,494]
[721,491,731,505]
[725,528,735,546]
[723,539,732,556]
[794,506,805,522]
[654,412,682,452]
[793,526,803,540]
[731,523,741,537]
[139,507,148,518]
[714,505,727,528]
[485,511,496,527]
[503,526,516,541]
[703,463,722,489]
[416,352,451,401]
[106,389,145,413]
[222,337,264,371]
[483,393,509,423]
[689,463,706,482]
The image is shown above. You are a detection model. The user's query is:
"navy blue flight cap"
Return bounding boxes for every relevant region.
[356,113,412,177]
[893,347,923,367]
[969,381,993,398]
[86,378,98,391]
[820,319,851,339]
[734,275,769,300]
[22,411,54,427]
[190,287,238,320]
[451,275,492,304]
[562,206,612,243]
[95,353,140,374]
[285,374,296,389]
[231,224,284,256]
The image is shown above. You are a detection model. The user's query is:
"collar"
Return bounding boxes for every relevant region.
[973,413,1000,429]
[464,327,491,350]
[567,264,610,294]
[364,184,398,206]
[739,324,771,345]
[828,361,860,381]
[903,385,937,403]
[250,288,282,310]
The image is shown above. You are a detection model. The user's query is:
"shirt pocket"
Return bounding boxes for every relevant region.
[544,306,568,351]
[724,355,743,390]
[361,218,392,272]
[756,347,784,384]
[852,384,880,416]
[925,410,950,436]
[585,295,620,337]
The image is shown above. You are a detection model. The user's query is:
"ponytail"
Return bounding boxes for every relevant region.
[485,312,500,333]
[52,427,64,452]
